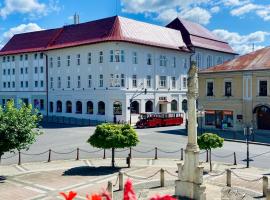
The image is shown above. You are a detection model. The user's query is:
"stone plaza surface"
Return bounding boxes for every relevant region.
[0,158,269,200]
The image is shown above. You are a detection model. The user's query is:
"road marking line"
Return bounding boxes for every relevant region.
[25,194,47,200]
[74,183,94,190]
[24,186,47,194]
[34,184,55,191]
[148,159,153,166]
[96,176,115,184]
[84,160,92,167]
[60,182,87,191]
[15,165,27,172]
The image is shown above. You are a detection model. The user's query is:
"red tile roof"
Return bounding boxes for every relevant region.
[200,47,270,73]
[0,16,188,56]
[166,18,235,54]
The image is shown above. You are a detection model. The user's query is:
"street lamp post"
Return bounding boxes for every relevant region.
[244,126,253,168]
[128,88,147,125]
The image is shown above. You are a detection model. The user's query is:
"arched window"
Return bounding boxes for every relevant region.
[34,99,39,109]
[56,100,62,113]
[131,101,139,114]
[196,53,202,68]
[113,101,122,115]
[66,101,72,113]
[182,99,187,113]
[145,101,153,112]
[171,100,178,112]
[76,101,82,114]
[87,101,93,114]
[217,56,223,65]
[49,102,54,113]
[98,101,105,115]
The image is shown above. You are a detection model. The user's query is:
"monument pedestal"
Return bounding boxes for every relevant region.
[175,148,206,200]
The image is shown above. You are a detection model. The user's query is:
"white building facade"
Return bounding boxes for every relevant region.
[0,16,236,124]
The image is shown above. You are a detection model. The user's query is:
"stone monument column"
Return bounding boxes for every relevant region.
[175,61,206,200]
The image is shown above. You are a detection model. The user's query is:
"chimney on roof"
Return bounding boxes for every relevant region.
[74,13,80,24]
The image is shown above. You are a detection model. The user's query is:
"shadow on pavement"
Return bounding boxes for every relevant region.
[62,166,122,176]
[156,129,187,136]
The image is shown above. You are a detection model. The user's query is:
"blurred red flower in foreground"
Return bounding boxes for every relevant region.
[60,191,77,200]
[60,180,176,200]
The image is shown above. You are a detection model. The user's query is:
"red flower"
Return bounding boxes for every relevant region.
[124,179,137,200]
[86,194,103,200]
[59,191,77,200]
[150,195,177,200]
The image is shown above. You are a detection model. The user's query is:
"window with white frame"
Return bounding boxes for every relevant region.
[132,75,137,88]
[132,52,138,64]
[12,82,15,88]
[77,76,81,88]
[25,81,28,88]
[243,76,252,100]
[25,67,28,74]
[67,55,70,66]
[206,55,213,68]
[172,77,176,89]
[109,74,122,87]
[147,54,152,65]
[159,76,167,88]
[34,67,38,74]
[50,77,53,89]
[99,51,103,63]
[182,76,187,89]
[88,75,92,88]
[35,81,38,88]
[206,80,214,96]
[259,80,268,96]
[217,56,223,65]
[50,57,53,68]
[173,57,176,68]
[57,57,61,67]
[77,54,80,65]
[99,74,103,87]
[160,55,167,67]
[121,74,125,87]
[196,53,202,68]
[40,80,44,88]
[57,77,61,88]
[146,75,151,88]
[110,50,124,63]
[67,76,71,88]
[88,53,91,64]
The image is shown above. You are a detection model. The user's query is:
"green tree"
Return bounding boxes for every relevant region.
[0,100,42,160]
[87,123,139,167]
[198,133,224,171]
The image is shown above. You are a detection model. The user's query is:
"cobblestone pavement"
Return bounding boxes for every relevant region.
[0,158,269,200]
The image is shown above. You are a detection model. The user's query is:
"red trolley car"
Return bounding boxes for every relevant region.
[136,112,184,128]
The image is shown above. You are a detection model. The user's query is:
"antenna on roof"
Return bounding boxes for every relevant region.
[74,13,80,24]
[252,43,255,52]
[115,0,118,16]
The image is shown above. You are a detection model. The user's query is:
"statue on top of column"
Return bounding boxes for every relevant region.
[187,61,199,98]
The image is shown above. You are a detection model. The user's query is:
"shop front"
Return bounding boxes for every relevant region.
[205,110,234,129]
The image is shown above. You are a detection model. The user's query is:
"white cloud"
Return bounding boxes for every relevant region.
[121,0,212,25]
[222,0,250,7]
[230,3,260,16]
[180,7,211,25]
[0,0,60,19]
[213,29,269,54]
[0,23,43,48]
[210,6,220,13]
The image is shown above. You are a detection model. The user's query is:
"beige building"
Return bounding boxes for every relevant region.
[198,47,270,131]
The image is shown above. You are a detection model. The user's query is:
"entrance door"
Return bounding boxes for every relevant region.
[257,106,270,130]
[159,104,167,113]
[215,111,223,128]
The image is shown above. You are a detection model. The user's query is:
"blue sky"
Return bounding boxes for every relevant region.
[0,0,270,54]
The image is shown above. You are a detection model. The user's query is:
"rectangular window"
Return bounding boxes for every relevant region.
[88,75,92,88]
[7,69,10,75]
[205,111,215,126]
[121,50,125,62]
[34,53,38,60]
[25,67,28,74]
[50,77,53,89]
[57,77,61,88]
[12,69,15,75]
[35,81,38,88]
[3,57,5,62]
[99,51,103,63]
[159,76,167,88]
[88,53,91,64]
[172,77,176,89]
[57,57,61,67]
[25,81,28,88]
[99,74,103,87]
[3,82,6,88]
[20,68,23,74]
[35,67,38,74]
[147,75,151,88]
[7,56,10,62]
[110,50,114,62]
[132,75,137,88]
[173,57,176,68]
[115,50,120,62]
[20,55,23,61]
[147,54,152,65]
[25,54,28,60]
[12,82,15,88]
[207,81,214,96]
[7,82,10,88]
[40,66,44,73]
[3,69,6,75]
[160,55,167,67]
[67,55,70,66]
[182,76,187,89]
[50,57,53,68]
[77,54,80,65]
[225,81,232,96]
[20,81,23,88]
[121,74,125,87]
[132,52,138,64]
[40,80,44,88]
[259,80,267,96]
[40,53,43,59]
[67,76,71,88]
[77,76,81,88]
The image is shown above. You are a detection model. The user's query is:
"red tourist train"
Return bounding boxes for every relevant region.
[135,112,184,128]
